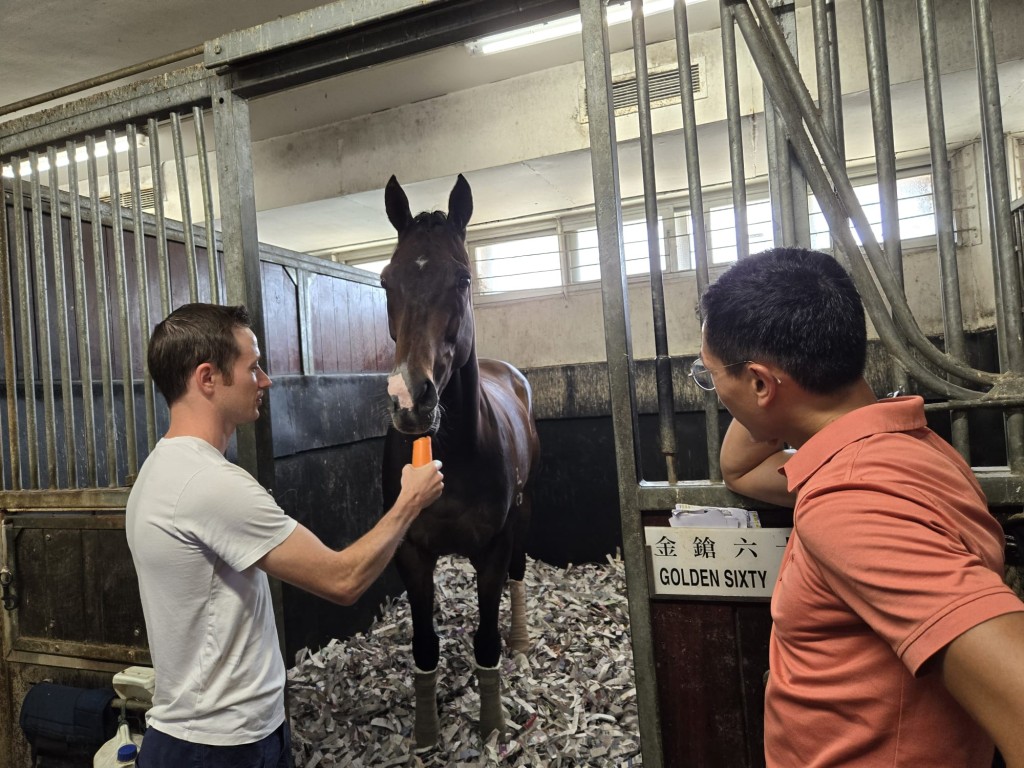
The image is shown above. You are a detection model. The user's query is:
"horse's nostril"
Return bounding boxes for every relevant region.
[421,380,438,411]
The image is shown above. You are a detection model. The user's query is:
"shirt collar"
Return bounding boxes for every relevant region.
[782,395,928,492]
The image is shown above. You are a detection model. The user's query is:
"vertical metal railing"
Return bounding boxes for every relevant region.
[0,106,222,490]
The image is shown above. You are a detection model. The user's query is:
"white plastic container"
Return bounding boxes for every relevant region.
[93,722,144,767]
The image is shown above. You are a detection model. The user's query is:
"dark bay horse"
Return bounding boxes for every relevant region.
[379,174,540,748]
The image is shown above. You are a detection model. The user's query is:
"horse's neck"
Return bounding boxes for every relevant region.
[440,349,483,444]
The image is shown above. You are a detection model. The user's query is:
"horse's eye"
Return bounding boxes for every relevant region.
[457,276,471,291]
[380,277,388,290]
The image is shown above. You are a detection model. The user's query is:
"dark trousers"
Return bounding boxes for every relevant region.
[137,721,292,768]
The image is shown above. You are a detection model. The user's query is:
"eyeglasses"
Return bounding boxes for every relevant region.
[688,358,752,391]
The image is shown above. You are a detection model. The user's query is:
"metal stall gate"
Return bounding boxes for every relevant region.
[580,0,1024,765]
[0,63,270,764]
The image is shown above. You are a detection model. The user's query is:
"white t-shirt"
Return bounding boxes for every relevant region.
[126,436,297,745]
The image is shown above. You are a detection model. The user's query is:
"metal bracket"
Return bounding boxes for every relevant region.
[0,566,16,611]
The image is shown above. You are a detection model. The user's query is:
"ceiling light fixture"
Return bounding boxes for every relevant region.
[465,0,702,56]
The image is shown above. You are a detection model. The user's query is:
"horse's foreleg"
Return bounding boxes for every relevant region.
[396,547,440,748]
[471,542,512,740]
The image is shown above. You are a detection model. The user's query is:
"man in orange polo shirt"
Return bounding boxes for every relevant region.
[699,247,1024,767]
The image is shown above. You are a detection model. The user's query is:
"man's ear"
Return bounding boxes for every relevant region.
[194,362,217,394]
[748,363,781,404]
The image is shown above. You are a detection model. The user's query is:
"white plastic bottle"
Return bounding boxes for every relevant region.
[93,722,143,767]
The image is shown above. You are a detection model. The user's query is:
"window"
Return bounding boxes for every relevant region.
[570,218,665,282]
[473,233,562,295]
[809,173,936,250]
[341,168,937,299]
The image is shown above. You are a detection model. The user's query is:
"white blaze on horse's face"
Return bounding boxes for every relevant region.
[387,362,415,411]
[416,256,429,270]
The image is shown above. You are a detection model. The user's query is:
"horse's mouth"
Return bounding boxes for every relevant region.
[391,407,440,436]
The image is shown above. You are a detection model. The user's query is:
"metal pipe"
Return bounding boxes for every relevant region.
[578,1,662,764]
[47,147,77,487]
[86,135,118,487]
[732,3,982,400]
[0,45,204,118]
[743,0,995,388]
[810,0,837,147]
[674,0,721,481]
[0,180,20,489]
[631,0,679,483]
[193,107,221,303]
[29,153,58,488]
[65,141,98,485]
[148,117,172,318]
[860,0,908,396]
[105,130,138,479]
[917,0,970,459]
[126,123,157,452]
[827,1,845,164]
[170,112,199,302]
[13,164,39,488]
[970,0,1024,470]
[719,0,748,260]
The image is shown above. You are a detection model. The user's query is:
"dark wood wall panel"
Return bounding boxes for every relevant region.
[309,272,350,373]
[261,262,301,375]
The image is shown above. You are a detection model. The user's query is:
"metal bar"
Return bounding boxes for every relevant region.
[810,0,836,146]
[28,154,58,488]
[719,0,748,260]
[743,0,995,389]
[126,124,157,452]
[147,117,172,317]
[0,46,204,118]
[580,1,661,765]
[65,142,98,485]
[105,131,138,479]
[0,182,20,489]
[170,112,199,302]
[212,88,275,487]
[46,147,77,487]
[827,1,845,164]
[970,0,1024,470]
[917,0,970,459]
[0,66,213,160]
[861,0,908,395]
[12,166,37,488]
[673,0,721,481]
[631,0,679,484]
[86,135,118,486]
[209,0,578,98]
[193,106,220,302]
[732,3,983,400]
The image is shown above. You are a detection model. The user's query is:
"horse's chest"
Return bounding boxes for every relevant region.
[408,492,511,557]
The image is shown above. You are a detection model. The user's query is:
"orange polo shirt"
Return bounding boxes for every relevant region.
[765,396,1024,767]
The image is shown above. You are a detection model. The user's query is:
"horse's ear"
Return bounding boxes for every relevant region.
[447,174,473,237]
[385,175,413,235]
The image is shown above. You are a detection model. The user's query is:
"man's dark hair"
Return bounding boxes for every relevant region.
[700,247,866,394]
[147,303,252,405]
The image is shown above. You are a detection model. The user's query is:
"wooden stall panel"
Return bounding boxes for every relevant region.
[261,262,301,375]
[309,273,351,373]
[4,514,149,664]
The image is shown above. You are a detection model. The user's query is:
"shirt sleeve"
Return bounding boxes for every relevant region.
[175,461,298,572]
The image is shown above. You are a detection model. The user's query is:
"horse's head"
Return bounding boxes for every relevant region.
[380,174,475,435]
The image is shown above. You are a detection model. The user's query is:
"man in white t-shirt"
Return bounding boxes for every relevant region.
[127,303,443,768]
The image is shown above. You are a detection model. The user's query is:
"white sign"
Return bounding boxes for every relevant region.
[645,526,792,600]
